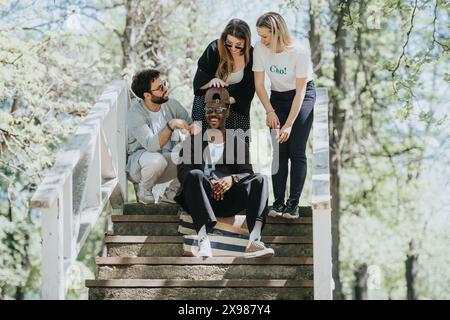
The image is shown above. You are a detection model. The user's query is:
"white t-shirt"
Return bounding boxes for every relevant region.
[204,142,224,177]
[147,109,171,152]
[252,40,314,91]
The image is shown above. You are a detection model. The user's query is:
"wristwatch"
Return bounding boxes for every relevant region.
[231,174,239,185]
[166,122,174,132]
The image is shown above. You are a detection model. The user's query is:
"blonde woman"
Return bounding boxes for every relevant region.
[192,19,255,144]
[253,12,316,219]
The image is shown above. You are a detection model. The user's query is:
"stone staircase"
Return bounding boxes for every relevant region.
[86,203,314,300]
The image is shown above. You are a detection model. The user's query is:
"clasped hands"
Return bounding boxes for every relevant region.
[209,176,233,201]
[169,119,201,135]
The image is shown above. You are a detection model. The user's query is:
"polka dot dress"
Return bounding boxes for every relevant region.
[192,95,251,144]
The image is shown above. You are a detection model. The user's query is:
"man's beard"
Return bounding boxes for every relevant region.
[151,95,169,104]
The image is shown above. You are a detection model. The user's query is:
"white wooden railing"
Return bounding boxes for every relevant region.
[31,81,130,299]
[311,88,333,299]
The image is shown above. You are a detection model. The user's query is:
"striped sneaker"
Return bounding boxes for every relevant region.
[244,240,275,258]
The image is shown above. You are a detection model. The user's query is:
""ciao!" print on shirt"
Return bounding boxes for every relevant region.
[269,65,287,75]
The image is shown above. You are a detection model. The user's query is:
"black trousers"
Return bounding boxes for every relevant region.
[270,80,316,206]
[178,170,269,233]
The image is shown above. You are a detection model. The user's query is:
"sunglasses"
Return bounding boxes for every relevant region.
[150,80,168,92]
[225,43,244,51]
[205,106,229,114]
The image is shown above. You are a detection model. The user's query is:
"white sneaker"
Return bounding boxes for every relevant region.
[159,180,179,204]
[137,187,155,204]
[197,236,213,257]
[268,209,283,217]
[244,240,274,258]
[159,192,177,204]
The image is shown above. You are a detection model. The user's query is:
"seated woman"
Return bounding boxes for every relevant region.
[174,87,274,258]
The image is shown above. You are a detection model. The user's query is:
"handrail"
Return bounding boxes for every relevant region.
[31,150,81,208]
[31,80,130,299]
[311,87,333,299]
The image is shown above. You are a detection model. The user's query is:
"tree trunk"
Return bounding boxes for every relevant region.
[121,0,138,70]
[330,0,352,300]
[406,240,419,300]
[330,160,343,299]
[10,94,19,113]
[14,287,24,300]
[353,264,369,300]
[308,0,324,78]
[8,196,13,222]
[121,0,164,71]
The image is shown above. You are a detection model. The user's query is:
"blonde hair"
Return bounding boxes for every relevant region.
[217,19,251,80]
[256,12,292,53]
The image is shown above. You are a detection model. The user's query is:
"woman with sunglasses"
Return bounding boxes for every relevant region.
[253,12,316,219]
[192,18,255,143]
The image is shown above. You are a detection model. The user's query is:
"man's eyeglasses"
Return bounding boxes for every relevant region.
[225,43,244,51]
[150,80,168,93]
[205,106,229,114]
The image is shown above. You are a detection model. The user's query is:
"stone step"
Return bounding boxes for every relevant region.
[96,257,313,281]
[111,215,313,237]
[123,202,313,217]
[87,279,314,300]
[112,215,313,224]
[124,203,181,215]
[97,264,314,281]
[105,236,313,257]
[96,257,313,265]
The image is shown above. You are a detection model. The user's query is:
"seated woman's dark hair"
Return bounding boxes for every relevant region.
[131,69,160,100]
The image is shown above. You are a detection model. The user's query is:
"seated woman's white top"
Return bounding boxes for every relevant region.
[224,68,244,85]
[215,68,244,85]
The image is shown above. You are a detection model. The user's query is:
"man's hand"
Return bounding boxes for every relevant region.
[169,119,189,130]
[210,176,233,201]
[189,123,202,135]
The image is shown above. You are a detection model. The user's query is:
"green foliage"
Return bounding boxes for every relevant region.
[295,0,449,299]
[0,1,116,299]
[67,214,107,300]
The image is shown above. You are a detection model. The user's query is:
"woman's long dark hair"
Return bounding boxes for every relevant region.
[217,19,251,81]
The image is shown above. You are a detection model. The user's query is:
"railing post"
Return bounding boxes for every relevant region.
[312,88,333,300]
[84,122,102,209]
[116,81,129,203]
[63,173,76,261]
[41,196,65,300]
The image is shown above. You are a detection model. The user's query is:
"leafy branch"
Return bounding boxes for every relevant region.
[431,0,449,51]
[391,0,418,81]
